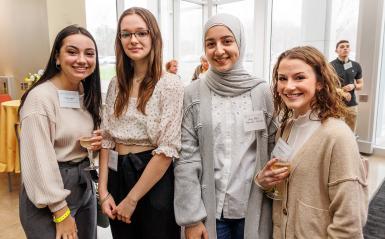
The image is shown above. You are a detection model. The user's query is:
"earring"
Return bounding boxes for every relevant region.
[55,63,61,70]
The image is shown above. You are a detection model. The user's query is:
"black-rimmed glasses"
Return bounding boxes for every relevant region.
[119,30,150,40]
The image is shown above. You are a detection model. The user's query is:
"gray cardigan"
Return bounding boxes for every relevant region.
[174,79,278,239]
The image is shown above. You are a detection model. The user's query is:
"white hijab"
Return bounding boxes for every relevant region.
[204,13,263,96]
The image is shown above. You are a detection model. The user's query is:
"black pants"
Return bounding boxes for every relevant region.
[108,150,180,239]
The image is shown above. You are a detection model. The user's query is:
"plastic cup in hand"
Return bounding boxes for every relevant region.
[79,136,98,171]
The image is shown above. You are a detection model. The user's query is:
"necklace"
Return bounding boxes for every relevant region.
[133,76,144,84]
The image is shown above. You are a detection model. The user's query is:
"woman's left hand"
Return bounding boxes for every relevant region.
[90,129,103,151]
[113,195,138,224]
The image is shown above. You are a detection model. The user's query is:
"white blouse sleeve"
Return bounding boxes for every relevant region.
[101,77,117,149]
[152,76,184,158]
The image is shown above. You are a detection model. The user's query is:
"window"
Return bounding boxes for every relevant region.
[327,0,360,61]
[178,1,204,84]
[216,0,254,73]
[85,0,117,94]
[270,0,303,75]
[160,0,174,65]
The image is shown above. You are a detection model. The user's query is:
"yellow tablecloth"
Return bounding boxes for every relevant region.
[0,100,20,173]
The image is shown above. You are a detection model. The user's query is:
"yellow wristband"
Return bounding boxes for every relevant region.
[53,208,71,223]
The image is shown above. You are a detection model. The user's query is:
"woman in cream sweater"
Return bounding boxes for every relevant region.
[19,25,103,239]
[255,46,368,238]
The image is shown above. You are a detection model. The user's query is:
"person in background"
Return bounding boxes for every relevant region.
[19,25,103,239]
[98,7,183,239]
[174,14,277,239]
[256,46,368,238]
[330,40,363,132]
[191,55,209,81]
[166,59,179,75]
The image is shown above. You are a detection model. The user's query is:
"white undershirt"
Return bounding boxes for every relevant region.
[287,111,321,161]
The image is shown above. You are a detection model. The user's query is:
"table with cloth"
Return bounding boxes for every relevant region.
[0,100,21,174]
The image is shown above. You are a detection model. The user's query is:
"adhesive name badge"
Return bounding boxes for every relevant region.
[343,61,353,70]
[244,111,266,132]
[108,150,118,171]
[58,90,80,108]
[271,138,293,160]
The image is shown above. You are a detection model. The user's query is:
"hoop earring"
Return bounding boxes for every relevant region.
[55,63,61,70]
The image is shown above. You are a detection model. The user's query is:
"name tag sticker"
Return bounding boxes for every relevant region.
[244,111,265,132]
[271,138,293,160]
[58,90,80,108]
[343,61,353,70]
[108,150,118,171]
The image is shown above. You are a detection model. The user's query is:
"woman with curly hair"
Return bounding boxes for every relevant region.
[255,46,368,238]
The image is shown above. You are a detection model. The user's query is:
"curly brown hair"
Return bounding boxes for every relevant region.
[272,46,351,124]
[114,7,163,117]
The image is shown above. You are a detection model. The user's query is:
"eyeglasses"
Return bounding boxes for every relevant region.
[119,30,150,40]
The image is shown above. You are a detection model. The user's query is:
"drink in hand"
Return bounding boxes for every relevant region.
[79,136,98,170]
[271,161,291,172]
[80,137,93,149]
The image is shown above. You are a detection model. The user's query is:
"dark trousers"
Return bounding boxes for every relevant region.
[108,150,180,239]
[20,160,97,239]
[216,214,245,239]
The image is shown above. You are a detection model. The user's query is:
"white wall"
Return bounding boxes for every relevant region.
[0,0,86,98]
[46,0,86,49]
[0,0,50,98]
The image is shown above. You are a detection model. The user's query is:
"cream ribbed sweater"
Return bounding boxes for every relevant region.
[20,81,93,212]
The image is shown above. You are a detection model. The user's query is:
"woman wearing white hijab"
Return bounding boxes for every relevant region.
[174,14,277,239]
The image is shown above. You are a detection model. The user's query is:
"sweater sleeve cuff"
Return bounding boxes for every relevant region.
[48,200,68,213]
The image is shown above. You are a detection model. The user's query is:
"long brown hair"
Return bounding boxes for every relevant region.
[114,7,163,117]
[272,46,351,124]
[19,25,102,128]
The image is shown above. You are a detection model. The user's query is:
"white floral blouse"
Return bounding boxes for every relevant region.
[101,73,184,158]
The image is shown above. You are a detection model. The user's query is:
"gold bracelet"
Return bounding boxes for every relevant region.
[99,193,111,206]
[53,208,71,224]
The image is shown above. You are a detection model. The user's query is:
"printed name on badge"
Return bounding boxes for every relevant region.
[244,111,266,132]
[58,90,81,108]
[271,138,293,161]
[343,61,353,70]
[108,150,118,171]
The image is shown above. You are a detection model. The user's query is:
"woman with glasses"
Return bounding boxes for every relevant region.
[98,7,183,239]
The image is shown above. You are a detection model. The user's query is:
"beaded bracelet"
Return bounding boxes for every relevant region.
[53,208,71,223]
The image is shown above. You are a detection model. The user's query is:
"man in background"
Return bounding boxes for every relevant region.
[330,40,364,132]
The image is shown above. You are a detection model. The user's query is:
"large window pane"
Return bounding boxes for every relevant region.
[327,0,360,61]
[124,0,149,9]
[160,0,173,63]
[85,0,117,94]
[270,0,303,75]
[216,0,254,73]
[179,1,203,85]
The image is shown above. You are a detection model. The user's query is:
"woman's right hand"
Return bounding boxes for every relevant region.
[101,194,117,219]
[54,208,77,239]
[185,222,208,239]
[256,158,290,190]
